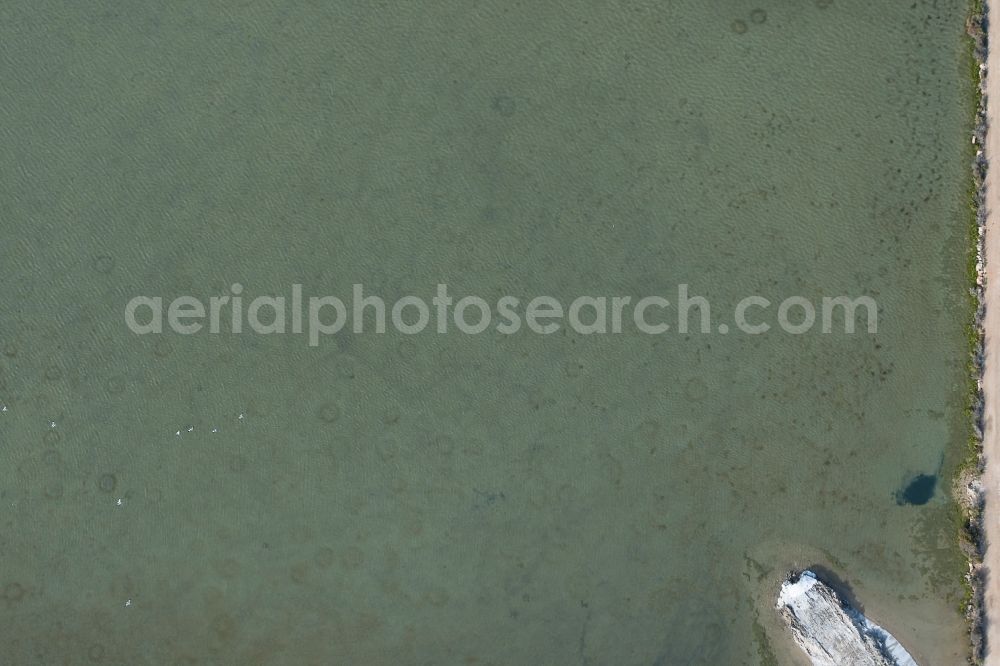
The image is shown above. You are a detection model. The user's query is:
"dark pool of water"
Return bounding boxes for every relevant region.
[895,474,938,506]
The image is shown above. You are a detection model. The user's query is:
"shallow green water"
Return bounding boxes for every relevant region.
[0,1,974,663]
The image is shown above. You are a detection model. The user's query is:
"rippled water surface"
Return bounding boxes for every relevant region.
[0,1,974,663]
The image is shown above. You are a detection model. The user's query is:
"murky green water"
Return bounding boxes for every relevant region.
[0,1,974,663]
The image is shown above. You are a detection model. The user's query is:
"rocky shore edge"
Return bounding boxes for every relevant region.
[962,2,987,663]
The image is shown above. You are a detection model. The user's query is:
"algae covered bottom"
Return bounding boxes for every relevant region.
[0,0,976,663]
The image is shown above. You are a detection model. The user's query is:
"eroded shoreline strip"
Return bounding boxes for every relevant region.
[970,1,988,663]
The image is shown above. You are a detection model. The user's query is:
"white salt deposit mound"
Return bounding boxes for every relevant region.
[776,570,918,666]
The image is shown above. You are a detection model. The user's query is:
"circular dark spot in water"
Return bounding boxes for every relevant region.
[396,339,418,362]
[376,433,402,462]
[492,95,516,117]
[684,377,709,401]
[382,408,401,426]
[405,518,423,538]
[110,573,135,598]
[635,419,662,445]
[336,354,362,380]
[215,558,239,579]
[211,613,236,641]
[314,547,335,569]
[317,401,341,424]
[424,588,450,607]
[44,365,62,381]
[153,339,172,358]
[43,429,61,446]
[342,546,365,569]
[390,476,408,494]
[98,473,117,493]
[3,582,25,603]
[92,255,115,274]
[750,9,767,23]
[730,19,748,34]
[290,562,309,584]
[87,643,106,662]
[564,358,589,378]
[105,375,125,395]
[895,473,937,506]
